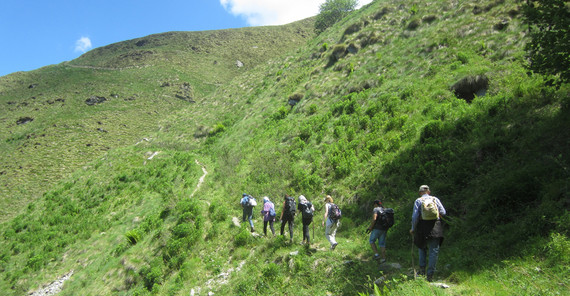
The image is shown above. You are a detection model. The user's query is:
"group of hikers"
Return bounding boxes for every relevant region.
[240,193,341,250]
[240,184,446,281]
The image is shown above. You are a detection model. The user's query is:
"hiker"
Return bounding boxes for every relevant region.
[322,195,340,250]
[279,194,296,243]
[366,200,392,263]
[240,193,256,232]
[410,185,446,282]
[260,196,276,236]
[297,195,315,245]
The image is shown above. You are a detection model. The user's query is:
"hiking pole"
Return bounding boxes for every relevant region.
[411,234,416,280]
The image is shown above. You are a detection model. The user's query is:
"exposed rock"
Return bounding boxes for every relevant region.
[450,75,489,103]
[17,117,33,125]
[28,270,74,296]
[407,19,421,30]
[288,93,303,107]
[85,96,107,106]
[373,7,390,20]
[422,15,437,24]
[347,43,359,54]
[494,19,509,31]
[236,60,244,68]
[232,217,241,227]
[28,84,38,89]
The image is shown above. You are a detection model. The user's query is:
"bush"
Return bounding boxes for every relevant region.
[140,265,163,291]
[125,229,142,245]
[545,232,570,267]
[234,224,253,247]
[315,0,358,33]
[524,0,570,83]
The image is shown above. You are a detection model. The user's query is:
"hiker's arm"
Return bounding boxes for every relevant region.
[279,201,285,221]
[322,204,328,226]
[410,199,420,233]
[369,213,377,230]
[436,197,446,216]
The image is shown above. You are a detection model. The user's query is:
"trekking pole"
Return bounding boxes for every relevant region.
[312,221,314,240]
[411,234,416,280]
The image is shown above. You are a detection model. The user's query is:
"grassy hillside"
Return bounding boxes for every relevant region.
[1,0,569,295]
[0,18,315,222]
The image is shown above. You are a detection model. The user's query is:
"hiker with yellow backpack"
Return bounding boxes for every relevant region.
[410,185,446,282]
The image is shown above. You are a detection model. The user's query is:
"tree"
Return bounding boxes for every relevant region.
[315,0,358,33]
[523,0,570,83]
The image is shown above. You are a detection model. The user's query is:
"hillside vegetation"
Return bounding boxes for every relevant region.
[1,0,569,295]
[0,18,315,222]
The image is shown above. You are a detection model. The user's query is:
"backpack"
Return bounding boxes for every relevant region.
[421,196,439,220]
[268,206,277,218]
[377,208,395,230]
[301,202,314,219]
[248,197,257,207]
[328,203,342,221]
[284,196,296,216]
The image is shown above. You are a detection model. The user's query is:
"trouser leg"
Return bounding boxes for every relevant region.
[418,247,427,275]
[426,238,440,278]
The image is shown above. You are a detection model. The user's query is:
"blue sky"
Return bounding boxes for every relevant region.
[0,0,373,77]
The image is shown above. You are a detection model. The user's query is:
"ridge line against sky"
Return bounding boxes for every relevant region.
[0,0,373,77]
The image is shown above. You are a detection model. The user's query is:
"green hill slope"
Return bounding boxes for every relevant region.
[0,0,568,295]
[0,18,315,222]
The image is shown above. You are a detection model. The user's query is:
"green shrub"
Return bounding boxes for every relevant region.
[140,265,164,291]
[271,106,290,121]
[234,224,253,247]
[545,232,570,267]
[315,0,358,33]
[125,229,142,245]
[262,262,280,280]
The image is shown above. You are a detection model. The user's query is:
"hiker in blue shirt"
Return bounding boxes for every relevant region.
[240,193,255,232]
[410,185,446,282]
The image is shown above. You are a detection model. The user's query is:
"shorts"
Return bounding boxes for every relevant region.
[369,229,387,248]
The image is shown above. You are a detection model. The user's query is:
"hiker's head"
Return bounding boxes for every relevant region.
[299,195,308,204]
[419,185,430,195]
[324,195,333,203]
[373,200,382,207]
[263,196,270,203]
[243,193,247,197]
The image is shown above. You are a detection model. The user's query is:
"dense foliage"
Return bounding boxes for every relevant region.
[524,0,570,82]
[315,0,358,33]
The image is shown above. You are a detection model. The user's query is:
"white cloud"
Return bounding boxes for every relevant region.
[220,0,374,26]
[74,37,92,53]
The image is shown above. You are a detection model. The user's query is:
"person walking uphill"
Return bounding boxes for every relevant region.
[298,195,315,245]
[280,194,296,243]
[240,193,256,232]
[410,185,446,282]
[366,200,394,263]
[260,196,276,236]
[323,195,340,250]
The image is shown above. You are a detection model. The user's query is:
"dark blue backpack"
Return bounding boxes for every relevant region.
[328,203,342,221]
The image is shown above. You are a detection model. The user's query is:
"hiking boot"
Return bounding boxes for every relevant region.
[427,274,433,282]
[331,243,338,250]
[373,254,381,260]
